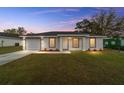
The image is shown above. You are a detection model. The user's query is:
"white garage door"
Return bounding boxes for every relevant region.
[26,38,41,50]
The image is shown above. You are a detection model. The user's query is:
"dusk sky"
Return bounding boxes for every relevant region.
[0,7,124,33]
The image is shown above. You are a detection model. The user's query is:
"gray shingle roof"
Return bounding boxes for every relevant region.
[26,31,88,36]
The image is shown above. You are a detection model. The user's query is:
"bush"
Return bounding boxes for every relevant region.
[120,46,124,50]
[56,49,59,51]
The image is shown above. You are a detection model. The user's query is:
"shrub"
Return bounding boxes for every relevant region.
[44,48,47,51]
[93,49,97,51]
[56,49,59,51]
[49,49,53,51]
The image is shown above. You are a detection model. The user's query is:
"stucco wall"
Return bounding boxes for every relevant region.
[96,38,103,50]
[59,37,104,51]
[0,36,22,47]
[85,37,90,50]
[23,36,104,51]
[86,37,103,50]
[61,37,83,51]
[68,37,82,51]
[42,37,59,50]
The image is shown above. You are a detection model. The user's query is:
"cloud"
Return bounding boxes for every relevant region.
[0,21,19,32]
[65,8,80,12]
[58,15,91,25]
[31,9,62,15]
[51,15,92,31]
[92,7,114,11]
[0,20,74,33]
[31,8,80,15]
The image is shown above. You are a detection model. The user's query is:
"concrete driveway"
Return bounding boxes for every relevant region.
[0,51,34,65]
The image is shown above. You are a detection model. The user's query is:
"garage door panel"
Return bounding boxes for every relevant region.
[26,39,41,50]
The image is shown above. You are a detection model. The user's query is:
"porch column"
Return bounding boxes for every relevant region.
[40,37,44,50]
[68,37,72,50]
[22,37,26,50]
[80,37,83,50]
[59,37,63,51]
[82,37,87,51]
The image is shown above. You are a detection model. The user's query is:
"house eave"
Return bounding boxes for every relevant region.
[57,34,89,37]
[86,36,107,38]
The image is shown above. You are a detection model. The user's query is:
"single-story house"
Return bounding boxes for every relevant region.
[0,32,22,47]
[21,31,106,51]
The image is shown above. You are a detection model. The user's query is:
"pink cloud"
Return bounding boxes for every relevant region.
[0,21,21,32]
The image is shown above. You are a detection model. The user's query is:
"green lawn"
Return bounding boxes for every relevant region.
[0,46,22,54]
[0,49,124,85]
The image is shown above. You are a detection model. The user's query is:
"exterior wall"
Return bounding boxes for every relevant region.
[22,37,25,50]
[56,37,60,49]
[85,37,90,50]
[23,36,104,51]
[61,37,84,51]
[60,37,104,51]
[0,36,22,47]
[96,38,103,50]
[42,37,59,50]
[68,37,82,51]
[62,37,68,50]
[88,37,103,50]
[59,37,63,51]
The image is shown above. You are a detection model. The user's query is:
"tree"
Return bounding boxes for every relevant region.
[4,28,17,34]
[75,19,91,33]
[17,27,27,35]
[4,27,27,35]
[92,9,117,36]
[75,8,124,37]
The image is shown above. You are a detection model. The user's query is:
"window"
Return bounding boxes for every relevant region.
[121,40,124,46]
[49,38,56,48]
[90,38,96,48]
[72,38,79,48]
[105,41,108,45]
[111,41,115,45]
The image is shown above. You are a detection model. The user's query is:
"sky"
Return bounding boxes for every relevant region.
[0,7,124,33]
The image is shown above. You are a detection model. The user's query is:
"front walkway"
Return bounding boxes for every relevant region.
[0,51,33,65]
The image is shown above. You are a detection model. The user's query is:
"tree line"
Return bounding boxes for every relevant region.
[75,9,124,37]
[3,27,27,35]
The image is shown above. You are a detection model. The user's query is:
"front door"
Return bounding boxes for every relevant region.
[62,37,69,50]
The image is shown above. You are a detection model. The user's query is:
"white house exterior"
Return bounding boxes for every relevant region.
[22,32,106,51]
[0,32,22,47]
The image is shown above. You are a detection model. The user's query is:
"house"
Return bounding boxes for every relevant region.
[21,31,106,51]
[0,32,22,47]
[104,37,124,50]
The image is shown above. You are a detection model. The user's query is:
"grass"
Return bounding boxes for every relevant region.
[0,49,124,84]
[0,46,22,54]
